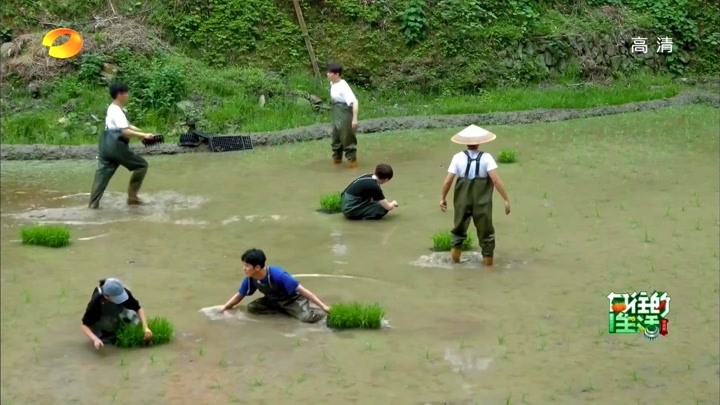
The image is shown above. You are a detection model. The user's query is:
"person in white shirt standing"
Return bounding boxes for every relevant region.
[326,63,359,168]
[88,83,156,209]
[439,125,512,267]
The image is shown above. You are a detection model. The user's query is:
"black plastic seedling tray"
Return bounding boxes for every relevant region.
[192,130,213,141]
[141,134,164,147]
[178,132,202,147]
[208,136,254,152]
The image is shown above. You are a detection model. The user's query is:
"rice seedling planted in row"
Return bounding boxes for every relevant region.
[326,302,385,330]
[318,192,342,214]
[20,225,71,247]
[431,231,474,252]
[115,317,175,348]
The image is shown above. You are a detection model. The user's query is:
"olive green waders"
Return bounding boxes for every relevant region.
[331,102,357,162]
[451,151,496,260]
[88,129,148,208]
[340,175,389,220]
[246,271,325,323]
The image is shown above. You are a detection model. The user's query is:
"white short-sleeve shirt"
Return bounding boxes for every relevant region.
[330,79,357,106]
[105,104,130,130]
[448,150,498,179]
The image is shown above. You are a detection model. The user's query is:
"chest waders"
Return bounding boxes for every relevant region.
[90,294,139,344]
[246,270,325,323]
[450,151,496,259]
[88,129,149,208]
[330,102,357,163]
[340,175,389,220]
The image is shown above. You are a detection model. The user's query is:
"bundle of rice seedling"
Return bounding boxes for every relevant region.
[430,231,473,252]
[326,302,385,330]
[115,316,175,348]
[318,192,342,214]
[20,225,71,247]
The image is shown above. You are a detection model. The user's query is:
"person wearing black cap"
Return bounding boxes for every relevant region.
[80,278,153,349]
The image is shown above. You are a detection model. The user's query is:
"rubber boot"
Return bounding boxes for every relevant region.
[333,158,342,165]
[450,248,461,263]
[483,257,493,267]
[127,183,144,205]
[348,160,358,168]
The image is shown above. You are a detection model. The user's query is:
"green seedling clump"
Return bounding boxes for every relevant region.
[318,192,342,214]
[326,302,385,330]
[431,231,474,252]
[115,317,175,348]
[498,149,518,164]
[20,225,71,247]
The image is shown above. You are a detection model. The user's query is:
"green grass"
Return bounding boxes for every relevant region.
[0,71,683,145]
[115,316,175,348]
[20,225,71,247]
[498,149,518,163]
[326,302,385,330]
[318,192,342,214]
[431,231,474,252]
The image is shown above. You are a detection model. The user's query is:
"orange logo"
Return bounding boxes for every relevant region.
[42,28,83,59]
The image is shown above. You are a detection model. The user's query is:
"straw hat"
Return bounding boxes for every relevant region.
[450,125,497,145]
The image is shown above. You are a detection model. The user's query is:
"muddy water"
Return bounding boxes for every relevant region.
[2,106,719,404]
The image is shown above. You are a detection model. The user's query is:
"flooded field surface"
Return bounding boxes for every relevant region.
[1,105,719,404]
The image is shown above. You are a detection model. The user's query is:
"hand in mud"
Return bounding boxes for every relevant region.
[440,200,447,212]
[143,327,153,342]
[504,201,511,215]
[321,305,331,313]
[351,119,358,130]
[93,338,104,350]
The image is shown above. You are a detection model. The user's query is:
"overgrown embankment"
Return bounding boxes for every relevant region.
[1,0,718,145]
[2,89,718,161]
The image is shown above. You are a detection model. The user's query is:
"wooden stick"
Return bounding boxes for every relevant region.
[292,0,321,80]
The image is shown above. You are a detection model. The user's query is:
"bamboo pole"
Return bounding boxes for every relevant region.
[291,0,321,80]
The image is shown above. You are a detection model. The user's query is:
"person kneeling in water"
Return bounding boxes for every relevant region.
[220,248,330,323]
[340,163,398,220]
[80,278,153,349]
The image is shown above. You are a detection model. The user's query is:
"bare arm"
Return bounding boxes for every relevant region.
[351,102,359,122]
[137,308,149,331]
[488,169,511,214]
[80,324,99,343]
[440,173,456,202]
[488,170,509,202]
[120,127,151,139]
[378,199,397,211]
[296,285,330,312]
[222,293,244,311]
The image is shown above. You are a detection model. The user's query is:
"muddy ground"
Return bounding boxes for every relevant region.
[2,90,718,161]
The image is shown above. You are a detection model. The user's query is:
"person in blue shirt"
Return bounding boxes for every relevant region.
[220,248,330,323]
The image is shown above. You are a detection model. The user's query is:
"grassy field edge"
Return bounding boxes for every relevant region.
[1,89,718,161]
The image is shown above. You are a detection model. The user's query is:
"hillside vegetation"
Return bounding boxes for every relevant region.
[0,0,717,144]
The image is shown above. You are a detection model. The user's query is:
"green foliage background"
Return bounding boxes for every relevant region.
[0,0,716,143]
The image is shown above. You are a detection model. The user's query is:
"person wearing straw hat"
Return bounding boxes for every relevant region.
[80,278,153,350]
[439,125,511,266]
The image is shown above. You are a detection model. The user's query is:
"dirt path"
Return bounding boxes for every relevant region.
[2,90,718,161]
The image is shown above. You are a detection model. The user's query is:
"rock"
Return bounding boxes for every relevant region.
[176,100,193,112]
[28,82,41,98]
[543,50,554,66]
[606,43,617,57]
[0,42,13,58]
[258,94,266,108]
[295,97,311,107]
[308,94,322,105]
[679,51,691,64]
